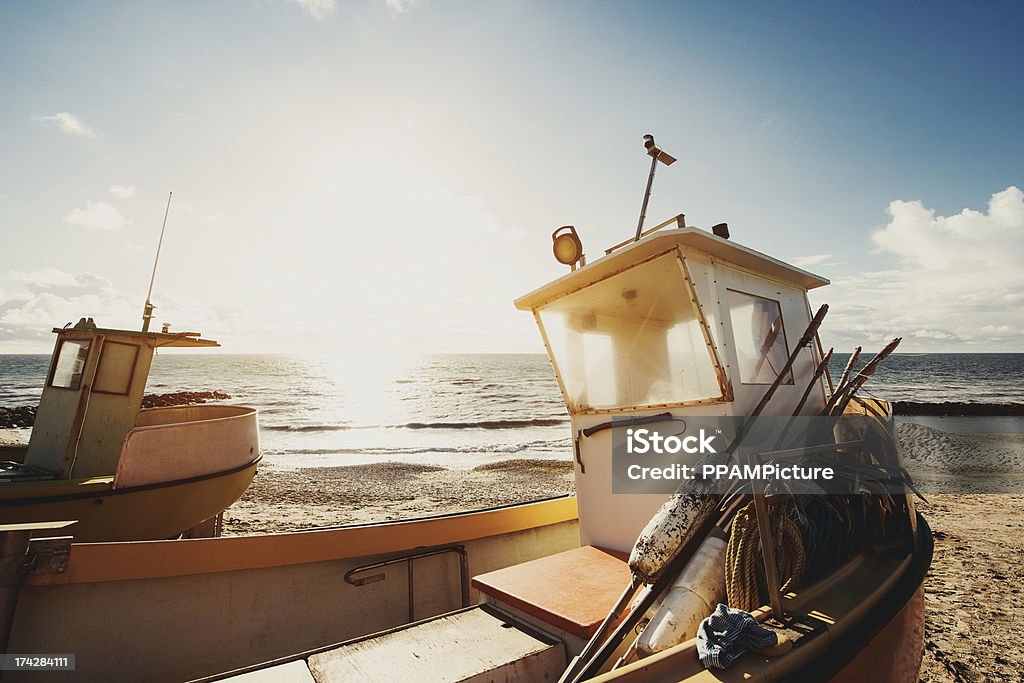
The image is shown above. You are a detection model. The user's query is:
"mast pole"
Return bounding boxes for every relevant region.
[634,153,659,242]
[142,191,173,332]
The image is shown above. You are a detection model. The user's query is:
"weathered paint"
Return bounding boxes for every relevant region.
[627,451,730,584]
[0,460,257,542]
[305,607,564,682]
[7,501,581,682]
[24,324,219,481]
[523,227,826,554]
[115,405,259,487]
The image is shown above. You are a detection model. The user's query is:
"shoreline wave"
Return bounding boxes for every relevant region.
[263,417,568,432]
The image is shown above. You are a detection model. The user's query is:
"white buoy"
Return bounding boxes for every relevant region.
[628,451,727,584]
[635,534,727,656]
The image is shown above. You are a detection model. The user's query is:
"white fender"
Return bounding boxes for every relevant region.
[636,534,728,656]
[628,457,725,583]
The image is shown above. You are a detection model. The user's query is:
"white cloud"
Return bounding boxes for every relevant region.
[108,184,137,199]
[287,0,336,20]
[10,268,83,287]
[65,201,131,231]
[0,271,134,345]
[819,186,1024,351]
[790,253,833,267]
[384,0,421,13]
[33,112,99,138]
[0,269,249,351]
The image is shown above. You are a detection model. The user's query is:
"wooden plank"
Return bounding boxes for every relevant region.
[308,607,563,682]
[223,660,315,682]
[471,546,631,639]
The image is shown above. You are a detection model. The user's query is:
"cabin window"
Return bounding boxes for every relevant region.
[537,251,724,413]
[726,289,793,385]
[49,339,91,390]
[93,341,141,395]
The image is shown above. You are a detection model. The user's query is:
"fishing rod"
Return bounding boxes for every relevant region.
[823,338,900,416]
[774,341,899,470]
[141,191,173,332]
[561,305,829,683]
[772,347,833,450]
[834,346,862,397]
[828,338,902,416]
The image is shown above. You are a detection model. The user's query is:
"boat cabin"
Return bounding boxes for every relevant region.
[514,217,831,553]
[0,317,260,542]
[22,318,221,480]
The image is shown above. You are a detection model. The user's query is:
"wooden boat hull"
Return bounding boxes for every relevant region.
[588,514,933,682]
[5,498,931,683]
[0,458,259,542]
[8,497,581,682]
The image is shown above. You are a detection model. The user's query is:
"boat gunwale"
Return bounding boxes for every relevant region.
[24,494,579,587]
[0,455,261,505]
[133,404,258,431]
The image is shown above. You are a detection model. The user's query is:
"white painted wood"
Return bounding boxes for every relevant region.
[307,607,564,682]
[224,660,315,682]
[566,253,822,554]
[113,405,259,488]
[8,518,579,682]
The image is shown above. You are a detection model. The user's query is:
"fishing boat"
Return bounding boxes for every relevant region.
[0,318,261,542]
[2,137,930,682]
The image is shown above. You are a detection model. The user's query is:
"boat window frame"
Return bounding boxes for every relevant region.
[92,341,142,396]
[46,337,93,391]
[532,246,732,416]
[725,287,794,386]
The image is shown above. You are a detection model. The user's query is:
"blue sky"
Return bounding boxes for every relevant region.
[0,1,1021,353]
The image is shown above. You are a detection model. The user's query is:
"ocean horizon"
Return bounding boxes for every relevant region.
[3,352,1023,469]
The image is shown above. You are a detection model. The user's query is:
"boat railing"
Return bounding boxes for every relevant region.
[113,405,259,489]
[343,545,471,623]
[604,213,686,255]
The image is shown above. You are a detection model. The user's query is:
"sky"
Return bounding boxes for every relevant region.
[0,0,1021,355]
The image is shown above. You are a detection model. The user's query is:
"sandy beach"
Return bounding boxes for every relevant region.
[220,421,1024,681]
[915,493,1024,681]
[223,458,577,533]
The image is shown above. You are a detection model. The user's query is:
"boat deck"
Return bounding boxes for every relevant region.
[219,606,564,683]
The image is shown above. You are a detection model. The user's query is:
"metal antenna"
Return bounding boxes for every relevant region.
[634,134,677,242]
[142,192,173,332]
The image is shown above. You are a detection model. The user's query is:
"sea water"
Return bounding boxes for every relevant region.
[1,353,1022,467]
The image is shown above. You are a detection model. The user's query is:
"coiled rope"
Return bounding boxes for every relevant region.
[725,502,806,612]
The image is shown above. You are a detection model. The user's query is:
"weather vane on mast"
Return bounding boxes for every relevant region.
[142,191,173,332]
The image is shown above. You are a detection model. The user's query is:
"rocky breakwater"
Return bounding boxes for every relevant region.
[0,391,232,428]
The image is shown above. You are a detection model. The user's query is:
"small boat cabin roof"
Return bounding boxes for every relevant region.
[50,326,220,348]
[514,225,829,311]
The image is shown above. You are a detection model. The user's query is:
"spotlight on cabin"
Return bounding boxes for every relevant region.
[552,226,585,270]
[712,222,730,240]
